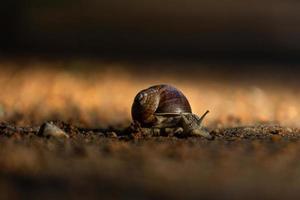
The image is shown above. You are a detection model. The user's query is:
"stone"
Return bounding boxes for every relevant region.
[106,131,118,138]
[38,122,69,138]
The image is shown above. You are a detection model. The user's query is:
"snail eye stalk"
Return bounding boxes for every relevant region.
[198,110,210,125]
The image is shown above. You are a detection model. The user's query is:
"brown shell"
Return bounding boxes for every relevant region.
[131,84,192,126]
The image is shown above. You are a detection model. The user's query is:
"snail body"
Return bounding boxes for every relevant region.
[131,84,192,126]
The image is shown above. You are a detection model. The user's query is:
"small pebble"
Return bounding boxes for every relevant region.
[95,132,105,137]
[106,131,118,138]
[38,122,69,138]
[287,128,293,133]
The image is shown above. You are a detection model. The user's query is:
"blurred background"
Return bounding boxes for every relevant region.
[2,0,300,59]
[0,0,300,127]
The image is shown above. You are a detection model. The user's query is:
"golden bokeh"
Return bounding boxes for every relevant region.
[1,60,299,128]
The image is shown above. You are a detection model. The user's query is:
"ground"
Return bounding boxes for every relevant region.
[1,60,300,199]
[0,121,300,200]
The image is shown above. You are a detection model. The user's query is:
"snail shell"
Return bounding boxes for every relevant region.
[131,84,192,126]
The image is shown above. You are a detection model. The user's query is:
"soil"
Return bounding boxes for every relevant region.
[1,121,300,200]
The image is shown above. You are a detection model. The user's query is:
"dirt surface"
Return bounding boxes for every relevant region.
[1,61,300,199]
[1,121,300,200]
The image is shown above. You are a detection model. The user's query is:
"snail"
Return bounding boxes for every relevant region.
[131,84,212,138]
[131,84,191,126]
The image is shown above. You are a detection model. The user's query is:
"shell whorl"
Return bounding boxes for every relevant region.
[131,85,192,126]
